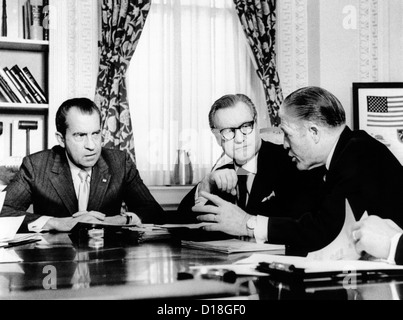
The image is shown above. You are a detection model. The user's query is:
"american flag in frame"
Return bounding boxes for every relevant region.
[353,82,403,165]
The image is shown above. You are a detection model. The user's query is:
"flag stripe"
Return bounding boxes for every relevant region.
[368,124,403,128]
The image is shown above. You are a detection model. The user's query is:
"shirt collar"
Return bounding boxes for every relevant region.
[326,135,341,170]
[234,152,258,175]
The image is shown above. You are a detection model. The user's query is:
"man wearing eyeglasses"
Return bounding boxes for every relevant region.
[178,94,324,231]
[1,98,165,232]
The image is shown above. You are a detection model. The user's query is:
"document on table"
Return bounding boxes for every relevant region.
[0,192,5,211]
[0,248,23,264]
[181,239,285,254]
[236,253,403,274]
[0,215,25,243]
[156,222,215,229]
[307,199,367,261]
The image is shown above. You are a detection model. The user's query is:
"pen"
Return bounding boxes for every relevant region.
[4,238,41,249]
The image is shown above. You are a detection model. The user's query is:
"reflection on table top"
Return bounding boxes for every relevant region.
[1,230,403,300]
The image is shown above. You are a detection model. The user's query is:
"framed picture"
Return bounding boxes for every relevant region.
[353,82,403,165]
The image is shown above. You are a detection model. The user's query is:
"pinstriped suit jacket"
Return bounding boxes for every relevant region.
[0,146,165,231]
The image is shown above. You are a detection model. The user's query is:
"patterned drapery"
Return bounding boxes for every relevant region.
[95,0,152,162]
[233,0,283,126]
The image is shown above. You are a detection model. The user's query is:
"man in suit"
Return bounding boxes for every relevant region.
[194,87,403,254]
[0,98,165,232]
[178,93,324,222]
[353,216,403,265]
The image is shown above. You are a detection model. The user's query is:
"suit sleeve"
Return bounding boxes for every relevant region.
[395,236,403,265]
[0,157,43,229]
[122,153,166,224]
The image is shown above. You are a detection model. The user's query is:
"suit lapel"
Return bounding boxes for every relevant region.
[248,142,273,207]
[87,155,111,211]
[49,150,77,215]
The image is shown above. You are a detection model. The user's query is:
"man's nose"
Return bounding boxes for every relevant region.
[234,129,245,143]
[84,135,96,149]
[283,139,290,150]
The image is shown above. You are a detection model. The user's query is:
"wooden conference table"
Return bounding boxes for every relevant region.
[1,227,403,300]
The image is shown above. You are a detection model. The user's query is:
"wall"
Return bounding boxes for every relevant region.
[278,0,403,128]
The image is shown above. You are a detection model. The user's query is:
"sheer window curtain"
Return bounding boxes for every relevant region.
[128,0,266,186]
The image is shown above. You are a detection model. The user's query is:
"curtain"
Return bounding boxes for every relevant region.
[233,0,283,126]
[95,0,152,162]
[128,0,266,186]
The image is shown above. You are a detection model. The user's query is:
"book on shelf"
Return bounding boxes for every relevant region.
[11,65,44,103]
[3,67,32,103]
[0,0,47,40]
[0,69,24,103]
[0,74,20,103]
[22,66,47,103]
[30,0,43,41]
[42,0,48,40]
[0,75,15,102]
[8,66,36,103]
[0,66,46,104]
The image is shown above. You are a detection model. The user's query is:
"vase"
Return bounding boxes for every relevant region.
[173,149,193,185]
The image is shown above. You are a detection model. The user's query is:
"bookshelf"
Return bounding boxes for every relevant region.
[0,36,49,161]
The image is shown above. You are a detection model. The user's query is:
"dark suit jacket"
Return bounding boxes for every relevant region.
[269,127,403,254]
[177,140,326,222]
[1,146,166,231]
[395,237,403,265]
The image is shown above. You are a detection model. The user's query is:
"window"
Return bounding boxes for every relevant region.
[128,0,266,186]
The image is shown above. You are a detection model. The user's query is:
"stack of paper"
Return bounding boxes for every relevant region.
[181,239,285,254]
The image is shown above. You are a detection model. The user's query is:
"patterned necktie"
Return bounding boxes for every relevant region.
[78,170,90,212]
[237,168,249,210]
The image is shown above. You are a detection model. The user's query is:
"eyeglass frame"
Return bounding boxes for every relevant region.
[212,118,257,141]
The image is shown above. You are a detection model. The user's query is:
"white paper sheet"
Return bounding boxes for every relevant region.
[0,249,23,264]
[307,199,368,260]
[156,222,215,229]
[0,216,25,242]
[0,192,6,213]
[236,253,403,274]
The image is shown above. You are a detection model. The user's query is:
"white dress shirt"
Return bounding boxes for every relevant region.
[28,155,92,232]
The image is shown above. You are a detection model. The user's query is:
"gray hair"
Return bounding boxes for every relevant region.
[209,94,257,129]
[282,86,346,128]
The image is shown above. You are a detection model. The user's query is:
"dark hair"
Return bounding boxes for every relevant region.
[208,94,257,129]
[56,98,101,136]
[282,86,346,128]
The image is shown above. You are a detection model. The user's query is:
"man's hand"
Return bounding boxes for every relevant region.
[198,169,238,196]
[353,216,403,260]
[192,191,251,237]
[44,211,106,232]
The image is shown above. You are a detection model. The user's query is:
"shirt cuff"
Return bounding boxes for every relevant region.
[28,216,52,233]
[194,183,208,206]
[386,233,403,265]
[254,215,269,244]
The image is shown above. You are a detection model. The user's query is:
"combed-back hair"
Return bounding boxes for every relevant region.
[208,94,257,129]
[282,86,346,128]
[56,98,101,136]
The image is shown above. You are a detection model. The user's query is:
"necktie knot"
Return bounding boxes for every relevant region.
[79,170,89,183]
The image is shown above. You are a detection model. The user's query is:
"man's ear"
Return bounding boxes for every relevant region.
[308,123,320,144]
[213,131,223,146]
[55,132,65,148]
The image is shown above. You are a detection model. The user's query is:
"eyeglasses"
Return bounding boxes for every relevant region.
[214,120,255,141]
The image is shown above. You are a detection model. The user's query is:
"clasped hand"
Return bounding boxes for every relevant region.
[45,211,133,232]
[192,191,251,237]
[199,169,238,196]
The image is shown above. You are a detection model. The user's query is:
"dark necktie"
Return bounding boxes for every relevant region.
[237,169,248,210]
